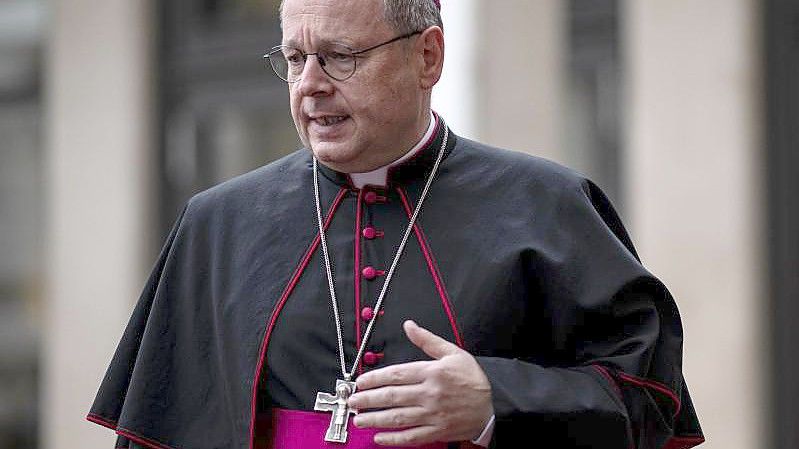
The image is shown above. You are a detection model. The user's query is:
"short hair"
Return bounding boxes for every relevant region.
[381,0,443,34]
[279,0,443,33]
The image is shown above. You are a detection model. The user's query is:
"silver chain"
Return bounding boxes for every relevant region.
[312,125,449,381]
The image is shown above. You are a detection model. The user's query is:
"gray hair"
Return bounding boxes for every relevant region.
[279,0,443,33]
[382,0,443,34]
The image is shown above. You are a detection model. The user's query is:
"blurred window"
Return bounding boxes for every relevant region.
[157,0,299,237]
[0,0,46,447]
[566,0,623,212]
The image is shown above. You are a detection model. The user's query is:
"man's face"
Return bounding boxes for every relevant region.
[281,0,427,173]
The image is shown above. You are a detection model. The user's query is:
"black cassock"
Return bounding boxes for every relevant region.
[88,116,704,449]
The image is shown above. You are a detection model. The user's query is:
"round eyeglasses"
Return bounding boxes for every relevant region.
[264,31,422,83]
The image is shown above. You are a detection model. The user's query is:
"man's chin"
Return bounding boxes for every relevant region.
[310,144,359,171]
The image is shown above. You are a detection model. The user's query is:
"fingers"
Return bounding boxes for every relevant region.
[347,322,483,446]
[355,360,430,391]
[348,329,494,447]
[353,405,427,429]
[373,425,438,447]
[348,384,424,411]
[403,320,460,360]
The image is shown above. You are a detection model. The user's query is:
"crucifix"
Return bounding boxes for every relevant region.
[314,379,358,443]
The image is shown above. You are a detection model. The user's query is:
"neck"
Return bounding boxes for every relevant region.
[365,106,432,170]
[349,110,436,188]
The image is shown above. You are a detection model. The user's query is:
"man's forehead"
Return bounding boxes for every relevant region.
[281,0,387,45]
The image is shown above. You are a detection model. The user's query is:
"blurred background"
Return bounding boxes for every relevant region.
[0,0,796,448]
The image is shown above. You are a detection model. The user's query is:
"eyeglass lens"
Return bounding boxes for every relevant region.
[268,45,356,82]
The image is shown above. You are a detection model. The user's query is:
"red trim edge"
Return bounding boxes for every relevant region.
[396,187,464,348]
[354,189,364,374]
[247,187,349,449]
[87,413,117,431]
[588,368,703,449]
[117,428,176,449]
[662,435,705,449]
[617,371,682,417]
[592,364,623,400]
[86,414,177,449]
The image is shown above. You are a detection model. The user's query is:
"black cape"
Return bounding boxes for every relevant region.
[88,117,704,449]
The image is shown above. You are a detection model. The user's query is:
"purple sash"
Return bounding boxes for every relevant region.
[267,408,452,449]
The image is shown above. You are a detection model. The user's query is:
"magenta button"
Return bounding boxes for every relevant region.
[361,307,374,321]
[363,351,383,366]
[364,191,378,204]
[362,226,376,239]
[362,266,377,280]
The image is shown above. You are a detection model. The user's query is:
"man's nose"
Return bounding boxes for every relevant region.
[297,54,333,96]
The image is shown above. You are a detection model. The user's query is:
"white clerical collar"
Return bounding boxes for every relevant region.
[349,111,437,189]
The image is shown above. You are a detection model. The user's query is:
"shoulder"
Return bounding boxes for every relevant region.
[451,134,637,254]
[449,134,590,196]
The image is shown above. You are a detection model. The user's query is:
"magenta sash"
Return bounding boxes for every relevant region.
[267,408,450,449]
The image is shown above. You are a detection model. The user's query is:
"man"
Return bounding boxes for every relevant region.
[88,0,704,448]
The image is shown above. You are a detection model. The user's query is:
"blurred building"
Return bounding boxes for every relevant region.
[0,1,45,448]
[0,0,796,448]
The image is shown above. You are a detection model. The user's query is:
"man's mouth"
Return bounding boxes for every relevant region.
[311,115,348,126]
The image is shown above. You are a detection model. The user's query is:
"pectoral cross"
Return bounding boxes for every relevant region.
[314,379,358,443]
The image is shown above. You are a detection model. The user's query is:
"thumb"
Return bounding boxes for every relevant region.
[403,320,460,360]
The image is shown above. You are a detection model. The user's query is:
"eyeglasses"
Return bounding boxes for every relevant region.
[264,31,422,83]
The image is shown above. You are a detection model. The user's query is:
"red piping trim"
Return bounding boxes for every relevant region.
[396,187,464,348]
[87,413,117,430]
[617,371,682,417]
[590,368,703,449]
[592,364,623,400]
[662,435,706,449]
[86,414,177,449]
[354,189,364,375]
[248,187,348,449]
[590,368,702,448]
[117,428,175,449]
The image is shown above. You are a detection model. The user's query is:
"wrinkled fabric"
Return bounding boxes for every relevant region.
[89,118,702,449]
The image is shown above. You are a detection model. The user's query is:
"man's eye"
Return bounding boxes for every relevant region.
[326,52,352,62]
[283,51,304,65]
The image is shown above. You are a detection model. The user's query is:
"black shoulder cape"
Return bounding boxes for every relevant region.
[89,120,703,449]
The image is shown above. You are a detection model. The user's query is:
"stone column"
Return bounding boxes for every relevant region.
[434,0,568,163]
[478,0,566,162]
[43,1,155,447]
[432,0,479,138]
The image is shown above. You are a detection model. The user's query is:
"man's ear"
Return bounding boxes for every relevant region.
[417,26,444,90]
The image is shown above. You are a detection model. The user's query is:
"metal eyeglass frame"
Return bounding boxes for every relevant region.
[264,30,423,83]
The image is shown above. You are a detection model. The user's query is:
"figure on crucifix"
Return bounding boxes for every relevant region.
[314,379,358,443]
